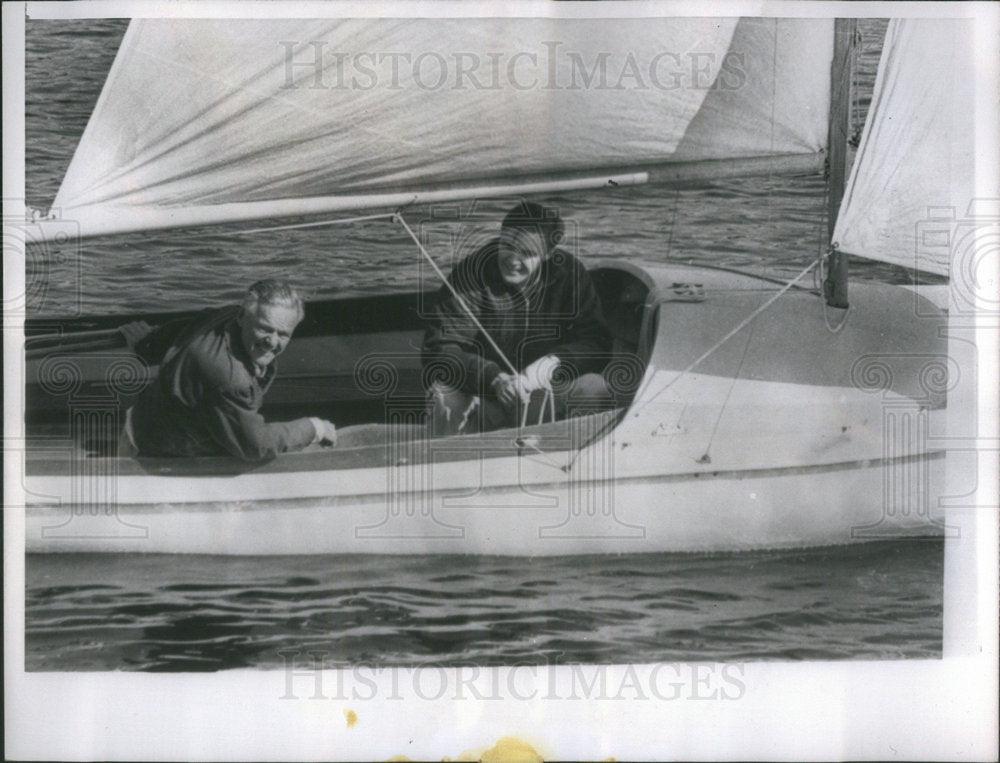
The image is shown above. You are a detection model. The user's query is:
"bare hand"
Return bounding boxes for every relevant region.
[492,373,520,409]
[493,373,531,409]
[118,320,154,350]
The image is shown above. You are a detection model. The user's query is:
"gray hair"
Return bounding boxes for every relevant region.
[241,279,305,321]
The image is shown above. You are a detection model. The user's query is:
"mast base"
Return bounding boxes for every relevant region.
[823,248,849,309]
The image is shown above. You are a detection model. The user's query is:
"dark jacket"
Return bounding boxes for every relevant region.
[422,242,613,395]
[131,306,315,460]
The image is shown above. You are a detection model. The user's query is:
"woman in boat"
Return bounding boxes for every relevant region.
[117,279,338,460]
[422,201,615,435]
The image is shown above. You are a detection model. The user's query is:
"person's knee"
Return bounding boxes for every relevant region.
[567,373,614,402]
[554,372,615,419]
[428,382,479,436]
[429,380,462,406]
[117,429,139,458]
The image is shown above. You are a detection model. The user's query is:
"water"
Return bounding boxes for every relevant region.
[26,542,942,671]
[24,19,942,671]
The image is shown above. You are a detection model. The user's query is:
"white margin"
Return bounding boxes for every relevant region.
[4,1,998,760]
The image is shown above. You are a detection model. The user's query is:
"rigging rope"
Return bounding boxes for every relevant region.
[664,188,680,259]
[394,212,519,378]
[697,322,756,464]
[766,23,779,228]
[630,258,821,415]
[395,211,565,468]
[514,431,567,471]
[563,258,823,473]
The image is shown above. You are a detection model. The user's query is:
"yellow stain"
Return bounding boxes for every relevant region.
[385,757,412,762]
[344,708,358,728]
[395,736,545,762]
[478,737,544,763]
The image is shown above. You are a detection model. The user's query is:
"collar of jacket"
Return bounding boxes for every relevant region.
[224,310,276,382]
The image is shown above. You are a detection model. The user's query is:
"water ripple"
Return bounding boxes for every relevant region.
[26,538,942,670]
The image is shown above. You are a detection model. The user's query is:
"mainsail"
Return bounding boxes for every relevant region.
[832,19,975,277]
[50,17,834,237]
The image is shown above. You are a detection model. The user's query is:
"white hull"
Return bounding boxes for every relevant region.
[24,263,952,555]
[26,451,945,555]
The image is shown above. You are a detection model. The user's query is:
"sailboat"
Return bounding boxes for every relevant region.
[22,17,969,555]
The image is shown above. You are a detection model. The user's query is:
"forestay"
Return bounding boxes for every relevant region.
[51,17,833,237]
[832,19,975,277]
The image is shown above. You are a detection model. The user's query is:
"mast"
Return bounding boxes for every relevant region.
[823,18,856,309]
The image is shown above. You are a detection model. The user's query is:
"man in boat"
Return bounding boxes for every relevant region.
[117,279,338,460]
[422,201,615,435]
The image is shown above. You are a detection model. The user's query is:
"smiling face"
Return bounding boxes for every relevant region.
[238,301,301,368]
[497,226,547,288]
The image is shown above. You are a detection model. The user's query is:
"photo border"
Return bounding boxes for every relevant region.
[5,1,997,760]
